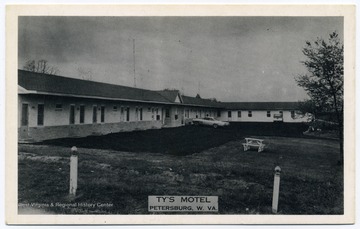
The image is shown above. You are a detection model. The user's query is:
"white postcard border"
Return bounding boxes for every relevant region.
[5,4,356,225]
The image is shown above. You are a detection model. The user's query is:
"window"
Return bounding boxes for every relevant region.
[291,110,295,118]
[238,111,241,118]
[126,107,130,121]
[55,104,62,111]
[79,105,85,124]
[217,110,221,117]
[228,111,232,118]
[101,106,105,123]
[139,108,143,121]
[113,105,117,111]
[37,104,44,126]
[135,107,139,121]
[165,109,170,118]
[69,105,75,124]
[248,111,252,117]
[267,111,271,117]
[93,106,97,123]
[175,114,178,120]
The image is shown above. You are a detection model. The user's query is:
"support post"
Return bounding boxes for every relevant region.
[69,146,78,198]
[272,166,281,214]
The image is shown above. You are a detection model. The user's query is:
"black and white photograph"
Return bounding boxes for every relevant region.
[5,4,355,225]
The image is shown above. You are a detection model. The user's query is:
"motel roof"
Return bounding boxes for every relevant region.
[222,102,300,111]
[156,89,181,103]
[155,89,223,108]
[18,70,222,108]
[18,70,300,110]
[181,95,223,108]
[18,70,172,104]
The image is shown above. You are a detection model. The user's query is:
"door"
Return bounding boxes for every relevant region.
[69,105,75,124]
[79,105,85,124]
[228,111,232,121]
[161,108,165,124]
[37,104,44,126]
[20,104,29,139]
[101,106,105,123]
[164,107,171,126]
[135,107,139,121]
[181,108,185,125]
[92,106,97,123]
[126,107,130,121]
[69,104,76,136]
[120,107,125,122]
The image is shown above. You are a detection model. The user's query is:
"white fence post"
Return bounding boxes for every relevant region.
[272,166,281,214]
[69,146,78,198]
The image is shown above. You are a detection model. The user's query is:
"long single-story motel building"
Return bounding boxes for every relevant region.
[18,70,309,142]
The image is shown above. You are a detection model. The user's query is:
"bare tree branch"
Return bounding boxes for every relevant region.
[23,59,59,75]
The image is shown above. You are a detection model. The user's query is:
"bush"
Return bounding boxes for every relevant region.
[307,119,339,131]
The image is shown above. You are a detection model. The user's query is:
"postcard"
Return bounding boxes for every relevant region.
[5,4,355,224]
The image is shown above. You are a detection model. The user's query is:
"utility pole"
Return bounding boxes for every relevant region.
[133,38,136,88]
[198,82,200,95]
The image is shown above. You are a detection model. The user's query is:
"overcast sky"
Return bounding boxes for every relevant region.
[18,16,343,102]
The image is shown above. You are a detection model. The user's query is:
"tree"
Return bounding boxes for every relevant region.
[296,100,317,120]
[295,31,343,165]
[23,59,59,75]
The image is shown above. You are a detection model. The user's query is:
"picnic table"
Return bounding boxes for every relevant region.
[242,138,265,152]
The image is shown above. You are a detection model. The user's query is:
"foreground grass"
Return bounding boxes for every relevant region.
[37,123,310,155]
[18,127,343,214]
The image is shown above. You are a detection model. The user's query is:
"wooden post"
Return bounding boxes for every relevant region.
[272,166,281,214]
[69,146,78,198]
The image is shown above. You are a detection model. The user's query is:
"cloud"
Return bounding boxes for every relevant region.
[18,16,343,102]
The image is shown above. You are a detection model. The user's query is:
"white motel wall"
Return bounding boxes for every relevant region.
[18,94,165,141]
[18,94,220,142]
[18,94,307,142]
[18,94,167,128]
[219,110,310,123]
[18,70,309,142]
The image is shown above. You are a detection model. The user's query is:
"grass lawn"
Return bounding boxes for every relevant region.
[18,123,343,215]
[37,123,311,155]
